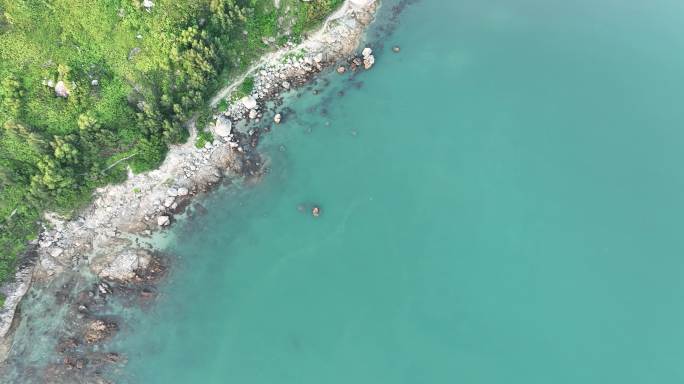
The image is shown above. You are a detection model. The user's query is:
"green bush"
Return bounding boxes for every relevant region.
[235,76,255,99]
[195,130,215,149]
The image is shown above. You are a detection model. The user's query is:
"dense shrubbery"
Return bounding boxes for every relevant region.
[195,130,215,149]
[235,76,255,99]
[0,0,343,285]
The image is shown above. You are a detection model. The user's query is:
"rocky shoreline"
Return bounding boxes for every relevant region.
[0,0,379,377]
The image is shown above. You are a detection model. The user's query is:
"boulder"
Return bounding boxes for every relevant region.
[274,113,282,124]
[54,81,69,98]
[163,196,175,208]
[91,249,152,281]
[363,54,375,69]
[214,116,232,137]
[157,216,170,227]
[362,47,373,57]
[177,187,189,196]
[241,96,257,109]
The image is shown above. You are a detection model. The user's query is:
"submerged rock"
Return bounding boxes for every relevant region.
[84,319,118,344]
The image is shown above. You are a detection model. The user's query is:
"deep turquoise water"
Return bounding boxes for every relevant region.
[114,0,684,382]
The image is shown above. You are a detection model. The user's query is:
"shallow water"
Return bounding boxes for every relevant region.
[9,0,684,382]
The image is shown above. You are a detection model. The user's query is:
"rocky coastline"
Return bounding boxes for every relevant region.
[0,0,379,378]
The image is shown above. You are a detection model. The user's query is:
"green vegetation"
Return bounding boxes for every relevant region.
[281,49,307,64]
[195,130,214,149]
[234,76,255,99]
[0,0,343,286]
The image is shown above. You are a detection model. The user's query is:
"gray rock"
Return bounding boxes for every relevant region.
[363,54,375,69]
[242,97,257,109]
[214,116,232,137]
[93,250,151,281]
[157,216,170,227]
[50,247,64,258]
[54,81,69,98]
[163,196,175,208]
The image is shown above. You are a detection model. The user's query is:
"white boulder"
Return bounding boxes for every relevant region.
[241,96,257,109]
[95,250,151,281]
[55,81,69,98]
[163,196,175,208]
[157,216,170,227]
[214,116,232,137]
[363,54,375,69]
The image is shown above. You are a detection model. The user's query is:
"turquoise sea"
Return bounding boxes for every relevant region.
[14,0,684,382]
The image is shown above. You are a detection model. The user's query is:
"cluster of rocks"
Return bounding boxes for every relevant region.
[29,261,163,382]
[337,46,376,73]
